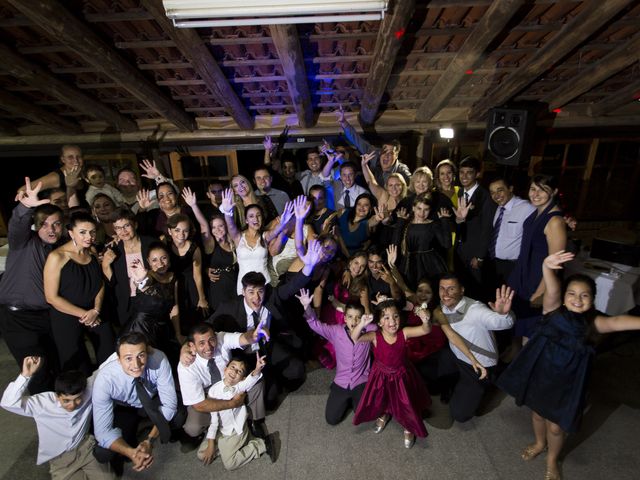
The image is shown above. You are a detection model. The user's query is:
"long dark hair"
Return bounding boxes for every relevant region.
[347,193,376,223]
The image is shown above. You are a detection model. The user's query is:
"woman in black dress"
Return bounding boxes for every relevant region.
[203,214,238,311]
[43,211,115,374]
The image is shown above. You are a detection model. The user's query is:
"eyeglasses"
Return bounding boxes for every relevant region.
[113,223,133,231]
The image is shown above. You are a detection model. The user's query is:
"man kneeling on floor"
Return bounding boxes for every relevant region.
[200,354,277,468]
[1,356,113,479]
[92,332,186,472]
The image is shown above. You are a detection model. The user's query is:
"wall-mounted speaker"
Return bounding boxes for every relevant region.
[484,107,536,166]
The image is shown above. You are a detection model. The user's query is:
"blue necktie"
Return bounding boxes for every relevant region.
[489,206,505,259]
[344,189,351,208]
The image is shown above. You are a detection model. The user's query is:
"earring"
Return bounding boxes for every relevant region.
[72,237,77,247]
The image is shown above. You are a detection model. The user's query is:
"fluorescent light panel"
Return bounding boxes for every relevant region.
[439,128,454,139]
[163,0,387,27]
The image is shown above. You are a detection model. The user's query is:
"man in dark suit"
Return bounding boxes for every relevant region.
[454,157,495,301]
[208,240,323,408]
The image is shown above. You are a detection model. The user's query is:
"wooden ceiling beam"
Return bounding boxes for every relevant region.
[0,43,138,132]
[469,0,636,120]
[589,79,640,117]
[269,24,314,128]
[0,90,82,133]
[359,0,416,125]
[7,0,196,131]
[415,0,528,122]
[140,0,254,130]
[544,32,640,110]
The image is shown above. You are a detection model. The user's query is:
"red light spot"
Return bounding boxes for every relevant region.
[552,108,562,113]
[465,69,473,75]
[395,28,405,39]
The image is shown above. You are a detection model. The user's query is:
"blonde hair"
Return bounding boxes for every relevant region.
[409,166,434,194]
[231,174,261,227]
[385,173,408,198]
[434,159,457,191]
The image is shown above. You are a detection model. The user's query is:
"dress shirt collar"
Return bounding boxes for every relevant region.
[463,183,479,199]
[243,299,261,317]
[441,296,468,315]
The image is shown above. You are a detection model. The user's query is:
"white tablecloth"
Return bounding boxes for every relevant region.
[564,257,640,316]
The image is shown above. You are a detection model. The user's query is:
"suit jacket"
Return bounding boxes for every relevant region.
[455,184,495,261]
[329,181,369,209]
[208,271,311,336]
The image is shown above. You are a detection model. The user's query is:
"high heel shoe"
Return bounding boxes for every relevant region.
[374,415,389,434]
[403,431,415,449]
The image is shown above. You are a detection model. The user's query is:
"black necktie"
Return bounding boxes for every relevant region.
[490,206,505,259]
[464,192,470,205]
[344,189,351,208]
[134,378,171,443]
[252,311,260,329]
[208,358,221,386]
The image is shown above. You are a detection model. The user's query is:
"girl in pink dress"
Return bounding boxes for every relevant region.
[352,299,432,448]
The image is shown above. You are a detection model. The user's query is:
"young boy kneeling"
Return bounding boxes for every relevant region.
[1,356,113,480]
[199,354,276,469]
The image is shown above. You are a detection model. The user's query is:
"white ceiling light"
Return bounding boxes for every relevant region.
[163,0,388,28]
[439,128,454,139]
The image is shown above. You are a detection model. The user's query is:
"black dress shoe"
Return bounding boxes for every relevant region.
[250,419,267,439]
[264,433,278,463]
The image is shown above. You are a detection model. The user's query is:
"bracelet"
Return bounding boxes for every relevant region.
[154,175,164,184]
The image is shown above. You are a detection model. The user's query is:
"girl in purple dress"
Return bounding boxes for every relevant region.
[351,299,432,448]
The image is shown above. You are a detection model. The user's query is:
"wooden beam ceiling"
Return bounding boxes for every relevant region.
[0,43,138,132]
[0,90,82,134]
[544,32,640,110]
[589,78,640,117]
[140,0,254,130]
[6,0,196,131]
[269,25,314,128]
[415,0,527,122]
[359,0,416,125]
[469,0,637,120]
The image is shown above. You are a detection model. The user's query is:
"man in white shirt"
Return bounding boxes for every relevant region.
[1,356,113,479]
[488,178,536,287]
[199,356,276,469]
[178,323,266,446]
[434,274,515,422]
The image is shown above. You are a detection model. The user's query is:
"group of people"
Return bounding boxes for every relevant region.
[1,114,640,480]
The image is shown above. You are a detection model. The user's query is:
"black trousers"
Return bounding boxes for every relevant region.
[50,311,116,375]
[453,250,486,302]
[262,333,305,408]
[0,305,59,393]
[93,400,187,463]
[325,382,366,425]
[438,348,495,423]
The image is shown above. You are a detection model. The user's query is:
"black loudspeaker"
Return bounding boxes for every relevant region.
[484,107,536,166]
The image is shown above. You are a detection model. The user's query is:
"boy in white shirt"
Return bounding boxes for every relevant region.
[0,356,113,479]
[199,354,276,469]
[84,164,126,207]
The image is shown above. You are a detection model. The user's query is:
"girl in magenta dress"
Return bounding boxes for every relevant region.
[352,299,432,448]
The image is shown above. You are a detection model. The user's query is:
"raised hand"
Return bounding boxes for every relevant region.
[361,313,374,326]
[263,135,273,152]
[488,285,515,314]
[372,292,391,306]
[453,195,473,221]
[253,353,267,375]
[21,356,42,377]
[386,244,398,266]
[415,307,431,324]
[336,105,346,125]
[181,186,197,207]
[220,188,235,214]
[139,158,160,180]
[130,258,148,282]
[179,342,196,367]
[396,207,409,220]
[279,201,294,226]
[301,239,322,268]
[64,166,82,188]
[15,177,50,207]
[361,152,375,166]
[136,189,152,211]
[379,263,394,285]
[295,288,313,310]
[293,195,311,220]
[543,250,575,270]
[437,207,452,218]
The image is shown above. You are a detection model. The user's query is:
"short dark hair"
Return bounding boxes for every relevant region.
[309,184,326,196]
[459,156,481,172]
[489,177,512,188]
[188,322,215,342]
[382,139,401,153]
[439,273,462,285]
[241,272,267,289]
[339,161,357,173]
[33,204,63,230]
[254,166,273,177]
[116,166,137,181]
[344,302,365,316]
[563,274,596,299]
[85,164,105,175]
[111,206,137,224]
[413,193,433,208]
[226,357,248,376]
[166,213,193,235]
[147,241,170,258]
[156,181,178,197]
[306,148,319,158]
[116,331,148,355]
[54,370,86,396]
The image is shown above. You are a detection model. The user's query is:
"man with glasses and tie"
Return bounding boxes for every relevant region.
[177,323,265,453]
[92,332,186,472]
